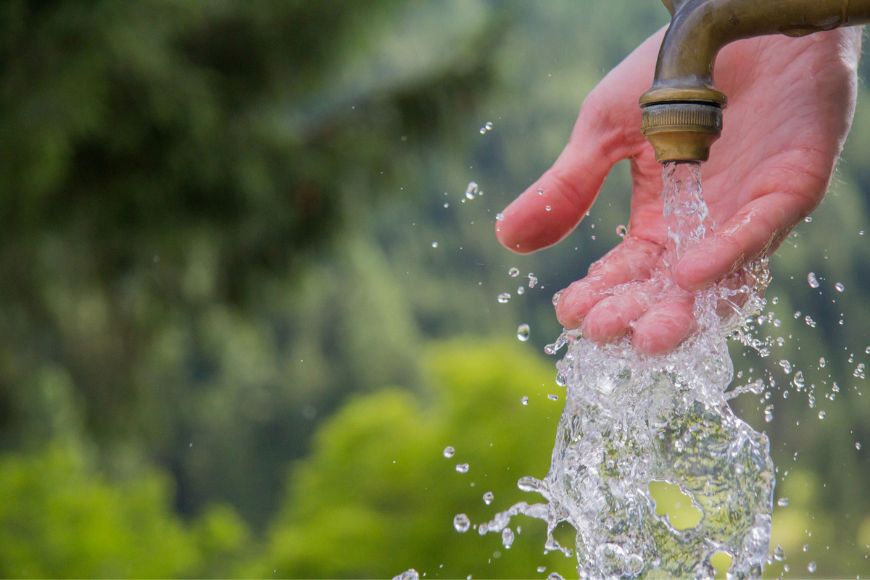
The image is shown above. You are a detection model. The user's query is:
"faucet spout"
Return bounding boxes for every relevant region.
[641,0,870,163]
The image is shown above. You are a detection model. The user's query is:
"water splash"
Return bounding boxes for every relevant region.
[479,163,774,577]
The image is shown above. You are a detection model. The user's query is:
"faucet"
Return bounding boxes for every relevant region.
[641,0,870,162]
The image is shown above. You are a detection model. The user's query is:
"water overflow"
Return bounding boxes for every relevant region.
[478,163,775,577]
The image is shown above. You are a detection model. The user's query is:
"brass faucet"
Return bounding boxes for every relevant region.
[641,0,870,162]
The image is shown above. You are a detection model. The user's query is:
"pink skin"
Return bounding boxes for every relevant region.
[496,27,863,355]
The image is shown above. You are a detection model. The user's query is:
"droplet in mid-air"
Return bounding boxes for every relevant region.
[479,121,494,134]
[497,293,511,304]
[508,267,520,278]
[527,273,539,288]
[465,181,479,200]
[516,324,531,342]
[856,441,863,451]
[443,446,455,458]
[818,410,826,420]
[454,513,471,533]
[483,491,494,505]
[545,205,552,212]
[807,272,819,289]
[495,212,505,222]
[520,396,529,406]
[501,528,515,549]
[455,463,470,473]
[616,224,628,238]
[551,290,563,306]
[773,545,785,562]
[777,497,789,507]
[807,561,817,573]
[431,241,439,248]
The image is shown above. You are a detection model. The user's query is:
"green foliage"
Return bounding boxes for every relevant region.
[0,444,248,578]
[252,340,576,578]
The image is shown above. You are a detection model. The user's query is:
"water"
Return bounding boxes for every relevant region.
[478,163,775,577]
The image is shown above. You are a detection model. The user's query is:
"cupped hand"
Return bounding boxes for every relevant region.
[496,27,862,355]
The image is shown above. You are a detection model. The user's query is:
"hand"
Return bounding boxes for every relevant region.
[495,27,862,355]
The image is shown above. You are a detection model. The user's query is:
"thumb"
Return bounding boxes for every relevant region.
[495,99,635,254]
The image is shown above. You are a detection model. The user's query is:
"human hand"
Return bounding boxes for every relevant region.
[496,27,862,354]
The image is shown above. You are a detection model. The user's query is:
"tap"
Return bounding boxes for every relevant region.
[641,0,870,163]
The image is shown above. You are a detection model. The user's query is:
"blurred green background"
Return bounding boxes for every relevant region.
[2,1,870,577]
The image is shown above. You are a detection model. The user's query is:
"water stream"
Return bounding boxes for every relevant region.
[478,163,775,577]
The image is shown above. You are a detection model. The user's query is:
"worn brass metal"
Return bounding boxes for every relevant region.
[642,0,870,163]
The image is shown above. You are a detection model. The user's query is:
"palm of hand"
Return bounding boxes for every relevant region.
[496,28,861,354]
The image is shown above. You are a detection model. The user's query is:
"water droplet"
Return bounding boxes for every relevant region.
[443,446,455,458]
[520,396,529,406]
[527,274,538,288]
[779,360,792,374]
[804,216,813,223]
[807,272,819,289]
[501,528,515,549]
[764,405,774,423]
[497,293,511,304]
[517,324,531,342]
[808,561,817,573]
[777,497,789,507]
[496,212,505,222]
[818,357,826,368]
[544,205,552,212]
[616,224,628,238]
[856,441,863,450]
[835,282,845,293]
[508,267,520,278]
[818,410,826,420]
[517,286,526,295]
[454,513,471,533]
[431,241,439,248]
[479,121,494,134]
[773,545,785,561]
[537,189,545,196]
[455,463,469,473]
[465,181,479,200]
[552,290,563,306]
[547,394,558,401]
[803,543,809,552]
[443,202,450,209]
[793,371,805,390]
[393,568,420,580]
[547,573,564,580]
[536,566,546,573]
[804,315,816,328]
[483,491,494,505]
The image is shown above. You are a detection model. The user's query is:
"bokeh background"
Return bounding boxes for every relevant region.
[2,1,870,577]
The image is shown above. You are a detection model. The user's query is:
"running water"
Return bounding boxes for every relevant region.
[478,163,775,577]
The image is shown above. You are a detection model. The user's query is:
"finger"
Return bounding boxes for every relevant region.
[495,104,633,254]
[581,286,653,344]
[632,294,696,356]
[555,238,662,328]
[674,191,813,292]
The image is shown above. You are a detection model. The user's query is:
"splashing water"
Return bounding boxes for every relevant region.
[479,163,774,577]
